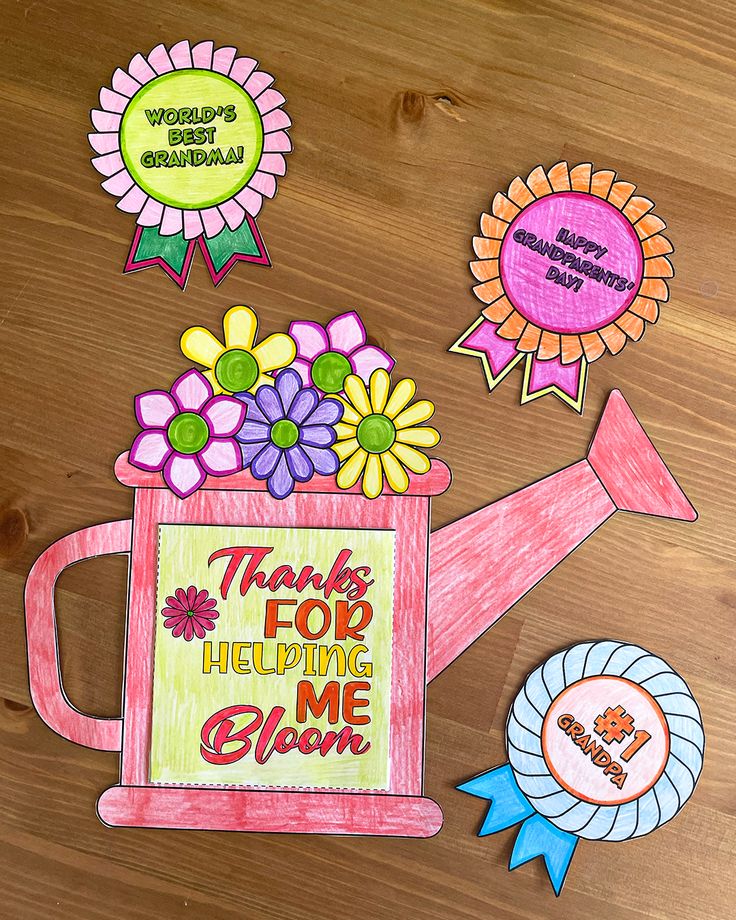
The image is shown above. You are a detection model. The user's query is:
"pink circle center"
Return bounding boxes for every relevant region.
[540,676,669,806]
[500,192,643,334]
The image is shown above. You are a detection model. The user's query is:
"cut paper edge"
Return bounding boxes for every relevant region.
[520,353,588,414]
[449,316,525,391]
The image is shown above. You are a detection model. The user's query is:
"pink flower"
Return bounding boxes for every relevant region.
[129,368,246,498]
[162,586,219,640]
[287,311,394,395]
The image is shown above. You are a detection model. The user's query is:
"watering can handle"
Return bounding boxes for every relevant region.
[24,519,132,751]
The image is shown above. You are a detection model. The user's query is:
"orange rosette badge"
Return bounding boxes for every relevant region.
[451,162,673,412]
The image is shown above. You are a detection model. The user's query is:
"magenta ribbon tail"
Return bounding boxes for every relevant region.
[449,317,525,389]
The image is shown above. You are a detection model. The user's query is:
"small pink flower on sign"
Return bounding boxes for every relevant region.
[162,586,220,640]
[287,311,394,396]
[129,368,246,498]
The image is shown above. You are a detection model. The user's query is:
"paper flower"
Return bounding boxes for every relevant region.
[90,39,291,241]
[334,369,439,499]
[181,305,296,395]
[235,368,343,499]
[162,586,220,640]
[287,311,394,395]
[129,368,246,498]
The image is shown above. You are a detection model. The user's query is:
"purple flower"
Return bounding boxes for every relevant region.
[129,369,246,499]
[235,369,343,499]
[287,311,394,396]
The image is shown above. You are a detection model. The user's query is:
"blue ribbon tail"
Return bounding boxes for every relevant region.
[458,764,577,895]
[509,813,578,896]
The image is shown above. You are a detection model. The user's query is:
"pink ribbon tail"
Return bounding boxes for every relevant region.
[449,317,525,388]
[522,353,588,414]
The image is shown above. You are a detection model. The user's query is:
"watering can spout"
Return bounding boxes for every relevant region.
[426,390,696,682]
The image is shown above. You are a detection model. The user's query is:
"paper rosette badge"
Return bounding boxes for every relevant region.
[451,162,674,412]
[89,40,291,287]
[459,640,704,895]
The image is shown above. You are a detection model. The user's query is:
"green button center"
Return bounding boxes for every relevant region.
[215,348,259,392]
[311,351,352,393]
[356,413,396,453]
[167,412,210,454]
[271,418,299,449]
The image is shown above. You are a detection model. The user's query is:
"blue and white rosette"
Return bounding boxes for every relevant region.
[458,640,704,895]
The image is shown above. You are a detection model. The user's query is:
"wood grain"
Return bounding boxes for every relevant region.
[1,0,734,917]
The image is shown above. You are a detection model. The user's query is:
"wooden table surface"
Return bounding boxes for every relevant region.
[2,1,735,917]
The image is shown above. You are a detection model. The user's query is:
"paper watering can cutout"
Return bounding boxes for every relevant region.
[25,390,695,836]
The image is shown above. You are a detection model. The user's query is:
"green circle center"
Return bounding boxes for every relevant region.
[271,419,299,448]
[215,348,259,392]
[311,351,352,393]
[357,414,396,453]
[167,412,209,454]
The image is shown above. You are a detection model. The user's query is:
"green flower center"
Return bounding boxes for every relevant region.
[214,348,259,393]
[357,413,396,453]
[271,418,299,449]
[167,412,209,454]
[311,351,352,393]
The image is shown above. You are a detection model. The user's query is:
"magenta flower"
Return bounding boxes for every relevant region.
[129,368,246,498]
[162,586,219,640]
[287,311,394,395]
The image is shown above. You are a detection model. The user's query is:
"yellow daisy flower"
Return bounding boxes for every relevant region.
[180,306,296,396]
[335,368,440,499]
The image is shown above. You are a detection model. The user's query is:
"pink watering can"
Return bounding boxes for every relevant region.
[25,390,695,837]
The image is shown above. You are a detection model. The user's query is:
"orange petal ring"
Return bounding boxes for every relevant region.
[516,323,542,352]
[623,196,654,223]
[482,295,513,324]
[472,277,505,303]
[473,236,501,259]
[591,169,616,199]
[642,233,673,258]
[608,181,636,210]
[580,331,607,362]
[570,162,592,192]
[537,330,561,360]
[492,192,520,222]
[599,324,628,354]
[635,213,667,240]
[639,278,669,301]
[644,255,674,278]
[507,175,535,208]
[615,311,645,340]
[630,296,660,323]
[497,310,527,340]
[480,214,509,240]
[547,161,571,192]
[560,334,584,365]
[526,165,553,198]
[469,258,499,282]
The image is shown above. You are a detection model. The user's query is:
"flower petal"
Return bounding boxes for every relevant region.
[287,387,319,424]
[268,453,295,499]
[240,439,269,467]
[175,588,188,607]
[171,369,213,412]
[304,445,340,476]
[326,311,366,354]
[393,399,435,430]
[289,358,313,386]
[275,367,302,412]
[286,444,314,482]
[288,320,329,361]
[251,442,282,479]
[236,420,271,443]
[304,397,343,427]
[362,454,383,499]
[343,375,372,417]
[197,438,241,476]
[160,206,183,236]
[369,368,391,414]
[252,332,297,373]
[202,396,247,437]
[180,326,225,369]
[300,425,336,447]
[223,306,258,350]
[183,209,204,240]
[134,390,178,429]
[236,392,268,424]
[333,437,360,461]
[163,454,207,498]
[350,344,395,381]
[384,378,416,419]
[171,618,188,638]
[336,448,368,489]
[165,595,186,611]
[336,397,363,426]
[164,614,187,629]
[187,585,198,607]
[381,450,409,494]
[255,384,284,423]
[129,430,172,471]
[390,442,431,475]
[395,425,440,448]
[191,618,207,639]
[335,423,357,439]
[192,589,210,610]
[183,619,195,641]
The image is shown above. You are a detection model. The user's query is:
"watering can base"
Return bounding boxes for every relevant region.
[96,785,444,837]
